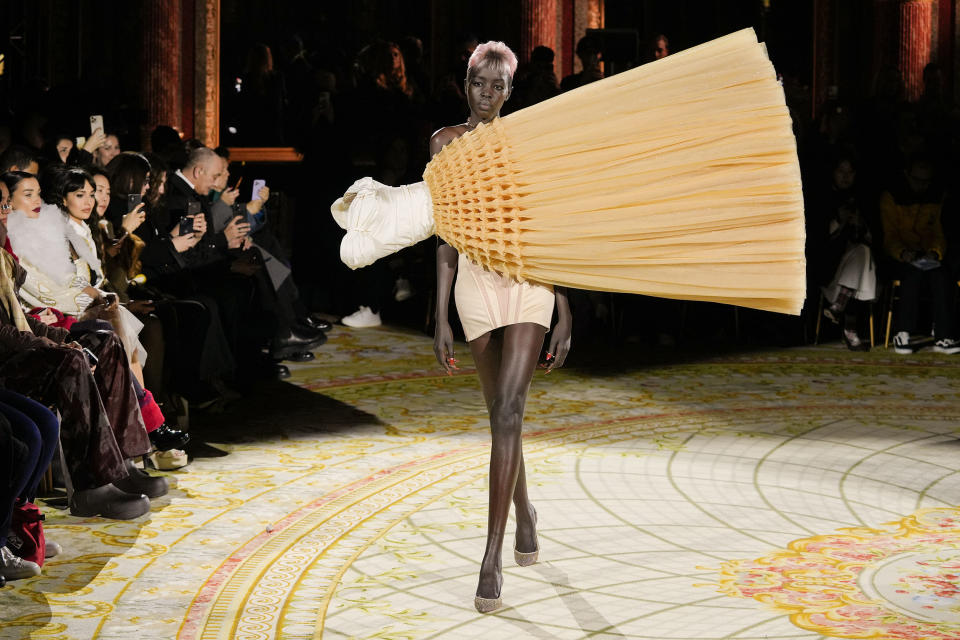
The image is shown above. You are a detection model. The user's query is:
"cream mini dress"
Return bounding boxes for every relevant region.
[454,253,554,342]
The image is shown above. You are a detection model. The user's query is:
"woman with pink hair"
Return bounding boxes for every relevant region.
[431,40,572,613]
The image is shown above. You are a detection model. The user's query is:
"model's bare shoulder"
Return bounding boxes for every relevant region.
[429,125,466,158]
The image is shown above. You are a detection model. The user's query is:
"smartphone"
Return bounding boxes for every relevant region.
[76,136,86,148]
[126,194,142,213]
[89,114,104,135]
[251,179,266,201]
[186,200,201,216]
[82,347,99,367]
[179,216,194,236]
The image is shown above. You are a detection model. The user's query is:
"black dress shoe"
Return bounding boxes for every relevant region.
[275,363,291,379]
[279,351,315,363]
[274,326,325,349]
[149,424,190,452]
[302,315,333,332]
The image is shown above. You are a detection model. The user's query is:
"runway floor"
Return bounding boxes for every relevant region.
[1,325,959,639]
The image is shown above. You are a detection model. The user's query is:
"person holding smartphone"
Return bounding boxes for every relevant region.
[167,147,325,369]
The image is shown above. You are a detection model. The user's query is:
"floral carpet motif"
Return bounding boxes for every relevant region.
[0,325,958,639]
[712,507,960,639]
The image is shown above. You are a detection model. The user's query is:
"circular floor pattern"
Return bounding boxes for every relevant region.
[3,328,959,640]
[179,405,960,640]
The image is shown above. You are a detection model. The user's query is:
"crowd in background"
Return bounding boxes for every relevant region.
[2,27,960,584]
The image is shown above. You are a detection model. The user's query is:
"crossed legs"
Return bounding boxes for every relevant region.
[469,322,545,602]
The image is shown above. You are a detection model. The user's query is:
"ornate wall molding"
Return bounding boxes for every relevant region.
[194,0,219,147]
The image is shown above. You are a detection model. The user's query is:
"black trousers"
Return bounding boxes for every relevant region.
[892,263,958,339]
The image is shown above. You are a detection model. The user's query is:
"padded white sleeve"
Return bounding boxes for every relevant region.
[331,178,435,269]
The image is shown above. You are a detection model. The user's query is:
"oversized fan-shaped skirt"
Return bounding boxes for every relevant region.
[332,28,805,316]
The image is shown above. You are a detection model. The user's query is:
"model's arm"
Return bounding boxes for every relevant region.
[431,127,460,373]
[546,287,572,371]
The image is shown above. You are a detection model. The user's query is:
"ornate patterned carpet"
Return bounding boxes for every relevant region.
[1,325,959,639]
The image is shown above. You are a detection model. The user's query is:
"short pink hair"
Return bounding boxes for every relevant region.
[467,41,518,81]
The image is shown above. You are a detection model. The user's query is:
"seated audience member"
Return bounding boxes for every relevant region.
[0,145,40,176]
[168,147,324,364]
[41,130,106,168]
[561,36,604,92]
[0,413,39,582]
[105,153,235,410]
[4,170,186,447]
[1,172,169,519]
[816,154,877,350]
[0,389,61,573]
[880,155,960,354]
[210,148,331,334]
[9,167,149,374]
[94,133,121,168]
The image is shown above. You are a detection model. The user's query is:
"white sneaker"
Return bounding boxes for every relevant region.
[933,338,960,354]
[341,306,382,328]
[394,278,413,302]
[1,546,40,580]
[892,331,914,354]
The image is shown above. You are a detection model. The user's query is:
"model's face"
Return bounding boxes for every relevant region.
[100,135,120,165]
[64,182,96,221]
[12,178,42,218]
[93,174,111,216]
[56,138,74,163]
[0,182,10,225]
[466,66,511,122]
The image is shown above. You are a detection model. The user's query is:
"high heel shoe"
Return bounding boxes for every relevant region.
[474,573,503,613]
[514,507,539,567]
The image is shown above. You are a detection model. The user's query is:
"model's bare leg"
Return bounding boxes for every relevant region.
[472,332,538,554]
[470,323,545,601]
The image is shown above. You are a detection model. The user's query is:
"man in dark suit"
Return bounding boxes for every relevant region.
[167,148,324,370]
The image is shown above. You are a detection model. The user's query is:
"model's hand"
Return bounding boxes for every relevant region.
[434,320,458,375]
[545,316,572,372]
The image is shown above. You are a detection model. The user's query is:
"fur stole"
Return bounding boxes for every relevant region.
[6,204,78,284]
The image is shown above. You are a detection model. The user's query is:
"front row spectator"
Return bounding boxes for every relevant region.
[1,172,170,523]
[818,154,877,350]
[880,155,960,354]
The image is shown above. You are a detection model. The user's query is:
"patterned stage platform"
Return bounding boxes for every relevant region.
[1,326,959,639]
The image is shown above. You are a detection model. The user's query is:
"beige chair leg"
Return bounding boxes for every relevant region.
[885,280,900,349]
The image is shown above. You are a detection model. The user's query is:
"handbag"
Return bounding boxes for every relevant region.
[7,501,46,567]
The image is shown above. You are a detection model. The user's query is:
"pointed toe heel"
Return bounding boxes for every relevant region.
[474,595,503,613]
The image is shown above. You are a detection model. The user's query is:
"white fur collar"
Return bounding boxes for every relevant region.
[66,216,102,276]
[6,204,80,284]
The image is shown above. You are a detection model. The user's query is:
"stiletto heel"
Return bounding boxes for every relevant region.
[514,506,539,566]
